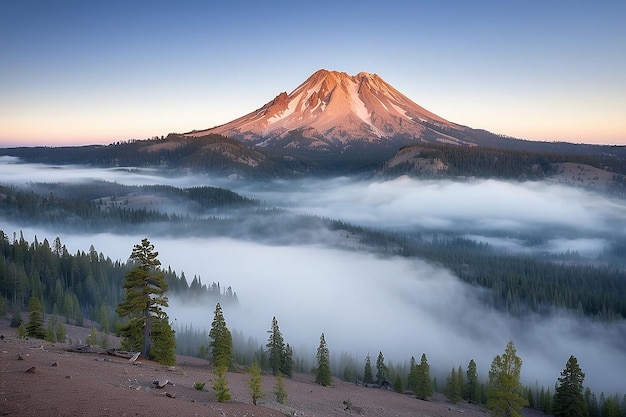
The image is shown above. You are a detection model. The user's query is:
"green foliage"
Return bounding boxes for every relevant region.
[407,356,417,392]
[487,340,528,417]
[212,366,231,402]
[248,358,264,405]
[274,372,287,404]
[394,373,404,394]
[86,326,98,347]
[149,316,176,366]
[193,381,206,390]
[266,316,292,376]
[209,303,233,369]
[117,238,173,363]
[375,351,387,385]
[45,316,56,342]
[415,354,433,401]
[363,353,374,384]
[465,359,480,403]
[552,355,588,417]
[26,296,45,339]
[446,367,461,404]
[17,322,26,338]
[315,333,331,386]
[55,321,66,343]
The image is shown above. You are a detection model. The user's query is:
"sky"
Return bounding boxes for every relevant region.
[1,0,625,147]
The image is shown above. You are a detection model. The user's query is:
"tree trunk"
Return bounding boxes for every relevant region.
[142,309,151,358]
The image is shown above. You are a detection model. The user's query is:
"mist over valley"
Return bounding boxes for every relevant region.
[1,157,625,396]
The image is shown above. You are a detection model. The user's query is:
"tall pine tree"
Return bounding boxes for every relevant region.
[315,333,331,386]
[363,353,374,384]
[209,303,233,369]
[552,355,588,417]
[465,359,480,403]
[415,353,433,400]
[26,296,45,339]
[116,238,173,362]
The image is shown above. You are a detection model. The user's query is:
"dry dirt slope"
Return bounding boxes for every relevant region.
[0,318,543,417]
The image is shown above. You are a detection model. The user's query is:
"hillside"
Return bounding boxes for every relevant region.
[0,319,516,417]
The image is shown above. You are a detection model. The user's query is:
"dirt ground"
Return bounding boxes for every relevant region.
[0,318,541,417]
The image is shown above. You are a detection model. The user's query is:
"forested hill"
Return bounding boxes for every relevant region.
[380,142,626,194]
[2,134,626,181]
[0,232,238,332]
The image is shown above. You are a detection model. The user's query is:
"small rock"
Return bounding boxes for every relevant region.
[65,375,72,379]
[51,361,58,367]
[25,366,36,373]
[166,392,176,398]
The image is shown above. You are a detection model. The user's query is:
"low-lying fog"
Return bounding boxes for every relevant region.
[2,158,626,394]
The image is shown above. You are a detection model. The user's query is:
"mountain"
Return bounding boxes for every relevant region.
[186,69,475,152]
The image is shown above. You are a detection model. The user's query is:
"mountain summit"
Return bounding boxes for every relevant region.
[186,69,469,152]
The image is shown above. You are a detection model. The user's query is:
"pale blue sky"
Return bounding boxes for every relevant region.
[1,0,625,146]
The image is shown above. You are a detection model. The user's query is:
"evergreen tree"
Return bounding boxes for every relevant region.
[407,356,418,392]
[274,371,287,404]
[86,326,98,347]
[55,321,66,343]
[363,353,374,384]
[466,359,480,403]
[487,340,528,417]
[446,367,461,404]
[26,296,45,339]
[376,351,387,386]
[266,316,292,376]
[552,355,588,417]
[394,373,404,394]
[248,358,264,405]
[415,353,433,400]
[212,366,231,402]
[315,333,331,386]
[282,343,294,377]
[116,238,171,361]
[209,303,233,369]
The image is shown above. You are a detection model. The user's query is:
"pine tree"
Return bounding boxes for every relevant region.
[363,353,374,384]
[209,303,233,369]
[315,333,331,386]
[212,366,232,402]
[274,371,288,404]
[55,321,66,343]
[487,340,528,417]
[26,296,45,339]
[407,356,418,392]
[446,367,461,404]
[552,355,588,417]
[116,238,171,362]
[415,353,433,400]
[376,351,387,386]
[282,343,293,377]
[465,359,480,403]
[248,358,264,405]
[267,316,292,376]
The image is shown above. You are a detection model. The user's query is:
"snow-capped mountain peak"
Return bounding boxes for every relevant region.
[186,69,462,151]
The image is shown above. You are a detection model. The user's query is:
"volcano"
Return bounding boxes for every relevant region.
[185,69,475,152]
